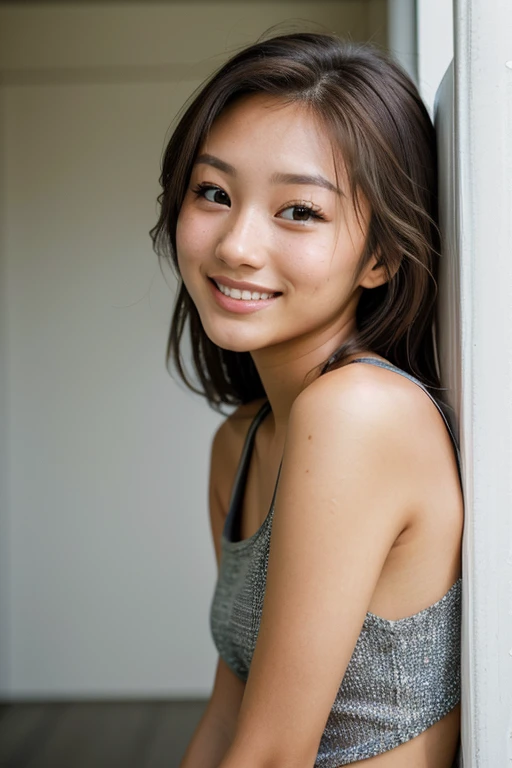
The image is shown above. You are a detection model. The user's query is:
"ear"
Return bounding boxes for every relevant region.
[357,248,389,290]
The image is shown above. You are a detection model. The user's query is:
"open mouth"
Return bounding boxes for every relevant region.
[210,278,281,302]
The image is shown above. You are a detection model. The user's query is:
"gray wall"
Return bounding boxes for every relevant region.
[0,1,387,699]
[0,83,11,695]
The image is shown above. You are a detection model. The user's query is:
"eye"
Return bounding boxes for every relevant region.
[192,183,231,207]
[278,203,325,223]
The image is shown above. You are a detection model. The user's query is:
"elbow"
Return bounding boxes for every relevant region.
[224,737,316,768]
[262,760,314,768]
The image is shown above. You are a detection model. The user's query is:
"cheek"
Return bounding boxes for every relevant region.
[176,207,209,274]
[282,234,357,286]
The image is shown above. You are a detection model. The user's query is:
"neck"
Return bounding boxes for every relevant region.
[251,314,357,441]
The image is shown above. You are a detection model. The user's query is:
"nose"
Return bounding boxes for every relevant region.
[214,206,266,270]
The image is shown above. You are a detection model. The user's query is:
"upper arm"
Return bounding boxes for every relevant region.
[227,370,416,766]
[206,405,265,728]
[206,415,246,732]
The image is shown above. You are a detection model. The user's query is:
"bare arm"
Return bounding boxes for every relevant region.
[217,370,416,768]
[179,657,245,768]
[180,405,260,767]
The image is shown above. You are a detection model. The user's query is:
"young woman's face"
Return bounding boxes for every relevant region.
[176,94,381,357]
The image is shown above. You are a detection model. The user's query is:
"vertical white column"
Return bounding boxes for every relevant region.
[454,0,512,763]
[387,0,417,82]
[416,0,454,115]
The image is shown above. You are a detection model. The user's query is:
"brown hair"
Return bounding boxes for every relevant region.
[150,32,442,409]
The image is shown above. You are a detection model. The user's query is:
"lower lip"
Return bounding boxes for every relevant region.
[208,280,280,314]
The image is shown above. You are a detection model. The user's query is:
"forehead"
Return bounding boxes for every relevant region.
[200,94,340,178]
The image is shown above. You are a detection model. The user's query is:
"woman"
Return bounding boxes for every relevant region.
[150,32,463,768]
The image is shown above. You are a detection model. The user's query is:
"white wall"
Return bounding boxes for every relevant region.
[0,1,387,700]
[453,0,512,762]
[416,0,454,115]
[387,0,417,82]
[435,64,461,436]
[387,0,454,109]
[433,1,512,762]
[434,62,464,768]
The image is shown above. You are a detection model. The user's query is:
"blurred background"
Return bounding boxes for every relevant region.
[0,1,453,764]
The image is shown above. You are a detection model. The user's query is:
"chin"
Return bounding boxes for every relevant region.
[200,322,266,355]
[204,333,259,355]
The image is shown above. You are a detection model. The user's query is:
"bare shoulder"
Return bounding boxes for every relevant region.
[293,359,451,449]
[289,360,460,515]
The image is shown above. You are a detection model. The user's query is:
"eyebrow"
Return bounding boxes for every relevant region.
[195,153,236,176]
[194,153,342,195]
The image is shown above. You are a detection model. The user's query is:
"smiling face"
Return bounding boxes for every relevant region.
[176,94,386,363]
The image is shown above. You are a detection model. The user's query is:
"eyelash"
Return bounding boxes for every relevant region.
[191,182,326,223]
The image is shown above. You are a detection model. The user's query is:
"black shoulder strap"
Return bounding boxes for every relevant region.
[224,401,272,542]
[348,357,462,482]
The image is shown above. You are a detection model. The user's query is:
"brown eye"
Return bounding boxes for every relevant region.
[279,204,324,222]
[193,184,231,206]
[293,206,313,221]
[205,188,230,205]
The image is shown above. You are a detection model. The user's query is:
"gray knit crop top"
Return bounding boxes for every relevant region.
[209,358,462,766]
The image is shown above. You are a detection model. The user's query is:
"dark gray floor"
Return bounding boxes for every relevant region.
[0,700,208,768]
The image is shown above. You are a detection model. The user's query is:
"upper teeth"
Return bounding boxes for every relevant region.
[215,281,273,301]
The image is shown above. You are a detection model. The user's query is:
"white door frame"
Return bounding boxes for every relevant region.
[389,0,512,763]
[387,0,418,82]
[454,0,512,764]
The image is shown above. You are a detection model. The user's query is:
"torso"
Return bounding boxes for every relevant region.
[213,355,463,766]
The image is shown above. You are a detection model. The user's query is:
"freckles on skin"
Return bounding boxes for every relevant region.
[175,94,373,355]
